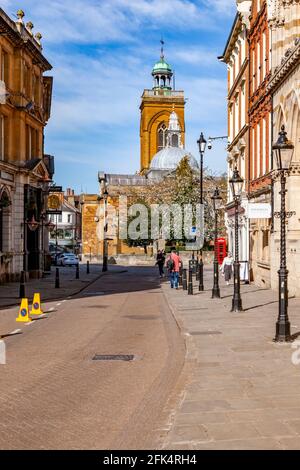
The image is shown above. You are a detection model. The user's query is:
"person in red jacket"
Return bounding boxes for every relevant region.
[166,248,182,289]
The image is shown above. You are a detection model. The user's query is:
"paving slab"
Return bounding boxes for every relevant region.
[162,266,300,450]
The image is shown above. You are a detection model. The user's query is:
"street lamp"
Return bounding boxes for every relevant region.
[229,166,244,312]
[272,125,295,342]
[211,187,222,298]
[197,132,207,291]
[102,188,109,272]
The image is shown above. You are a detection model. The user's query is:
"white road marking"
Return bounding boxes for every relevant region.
[48,307,55,312]
[56,303,62,307]
[0,340,6,365]
[9,329,22,336]
[62,300,67,303]
[25,321,36,326]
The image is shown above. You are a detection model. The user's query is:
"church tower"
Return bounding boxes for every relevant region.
[140,42,185,172]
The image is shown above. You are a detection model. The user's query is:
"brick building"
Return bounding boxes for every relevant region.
[248,0,273,288]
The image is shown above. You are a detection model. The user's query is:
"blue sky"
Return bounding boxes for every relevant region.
[4,0,236,193]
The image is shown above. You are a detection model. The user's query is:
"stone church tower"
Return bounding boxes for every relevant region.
[140,42,185,172]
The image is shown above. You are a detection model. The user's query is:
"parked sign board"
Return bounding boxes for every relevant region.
[248,203,271,219]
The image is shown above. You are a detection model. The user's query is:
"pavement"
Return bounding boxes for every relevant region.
[0,264,126,309]
[160,266,300,450]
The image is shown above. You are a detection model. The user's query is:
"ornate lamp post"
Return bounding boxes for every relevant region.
[229,166,244,312]
[272,125,295,342]
[211,187,222,298]
[197,132,207,291]
[101,188,109,272]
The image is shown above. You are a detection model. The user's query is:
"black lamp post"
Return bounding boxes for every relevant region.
[273,125,295,342]
[102,188,109,273]
[211,187,222,298]
[197,132,206,291]
[229,166,244,312]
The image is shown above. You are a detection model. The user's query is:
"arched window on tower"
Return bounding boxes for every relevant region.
[157,123,168,151]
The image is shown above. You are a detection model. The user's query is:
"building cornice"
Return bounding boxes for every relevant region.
[228,58,249,100]
[0,8,52,71]
[227,124,249,154]
[219,13,241,63]
[267,38,300,94]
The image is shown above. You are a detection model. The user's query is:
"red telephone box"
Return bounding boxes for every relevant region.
[215,238,227,265]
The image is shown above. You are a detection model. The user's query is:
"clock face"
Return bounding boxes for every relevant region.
[48,195,61,210]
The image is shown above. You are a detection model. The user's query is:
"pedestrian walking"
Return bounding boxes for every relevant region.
[166,248,182,290]
[156,250,166,277]
[220,252,234,285]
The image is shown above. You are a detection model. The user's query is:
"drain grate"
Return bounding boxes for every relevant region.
[190,331,222,336]
[93,354,135,362]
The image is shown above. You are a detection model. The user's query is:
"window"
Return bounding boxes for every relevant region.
[257,41,261,87]
[256,123,260,177]
[26,126,39,159]
[23,63,31,97]
[0,116,4,161]
[67,214,72,224]
[0,115,8,161]
[58,214,62,223]
[262,229,269,261]
[171,134,178,147]
[1,50,9,86]
[262,118,266,175]
[157,123,167,151]
[33,74,40,104]
[262,32,266,79]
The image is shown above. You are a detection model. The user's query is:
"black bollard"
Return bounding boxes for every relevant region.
[196,260,199,281]
[188,268,193,295]
[55,268,60,289]
[76,264,80,279]
[87,260,90,274]
[179,267,183,286]
[199,259,204,291]
[19,271,26,299]
[182,269,187,291]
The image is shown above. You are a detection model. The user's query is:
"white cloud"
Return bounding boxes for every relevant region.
[5,0,224,46]
[202,0,236,15]
[171,45,220,66]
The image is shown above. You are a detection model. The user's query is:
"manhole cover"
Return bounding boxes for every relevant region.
[92,354,135,361]
[190,331,222,336]
[125,315,158,320]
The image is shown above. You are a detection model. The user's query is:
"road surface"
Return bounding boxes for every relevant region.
[0,267,185,450]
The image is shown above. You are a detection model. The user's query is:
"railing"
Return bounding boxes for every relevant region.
[142,89,184,98]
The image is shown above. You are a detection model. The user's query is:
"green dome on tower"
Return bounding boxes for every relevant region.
[152,58,172,74]
[152,40,173,91]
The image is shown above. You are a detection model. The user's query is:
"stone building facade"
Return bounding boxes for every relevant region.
[267,0,300,295]
[220,4,250,281]
[0,8,53,282]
